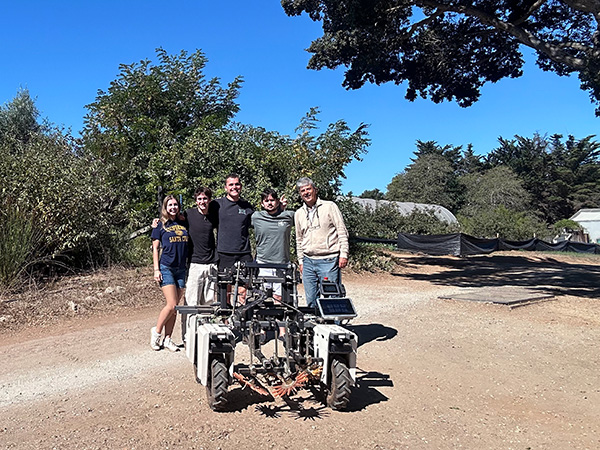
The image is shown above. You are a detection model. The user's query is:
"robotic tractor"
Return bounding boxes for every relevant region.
[176,262,358,411]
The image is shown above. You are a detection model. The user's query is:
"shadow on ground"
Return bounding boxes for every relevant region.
[347,323,398,347]
[392,254,600,299]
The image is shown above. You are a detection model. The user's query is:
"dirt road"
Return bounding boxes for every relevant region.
[1,252,599,449]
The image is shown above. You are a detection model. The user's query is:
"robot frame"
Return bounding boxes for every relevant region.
[176,261,358,411]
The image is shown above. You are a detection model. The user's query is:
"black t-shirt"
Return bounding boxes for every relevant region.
[184,205,218,264]
[214,197,254,254]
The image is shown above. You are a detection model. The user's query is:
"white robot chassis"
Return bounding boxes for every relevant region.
[176,262,358,411]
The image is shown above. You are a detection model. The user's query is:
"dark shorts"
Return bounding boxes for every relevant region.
[217,252,253,271]
[159,264,186,288]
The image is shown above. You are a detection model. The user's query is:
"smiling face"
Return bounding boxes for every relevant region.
[261,194,280,215]
[298,183,318,207]
[195,192,211,214]
[166,198,180,218]
[225,177,242,201]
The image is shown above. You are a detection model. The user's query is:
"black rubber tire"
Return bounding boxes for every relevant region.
[206,358,228,411]
[326,357,352,410]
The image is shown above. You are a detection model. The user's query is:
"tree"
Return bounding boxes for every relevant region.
[386,140,471,210]
[486,133,600,223]
[282,0,600,115]
[82,48,243,226]
[460,165,531,216]
[0,92,121,288]
[458,205,547,240]
[164,108,369,208]
[359,188,385,199]
[0,88,41,149]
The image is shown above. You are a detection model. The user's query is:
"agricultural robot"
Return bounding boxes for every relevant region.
[176,261,358,411]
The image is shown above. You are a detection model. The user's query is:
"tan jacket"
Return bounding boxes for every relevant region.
[294,198,349,264]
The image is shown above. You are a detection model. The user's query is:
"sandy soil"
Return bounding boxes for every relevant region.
[1,251,599,450]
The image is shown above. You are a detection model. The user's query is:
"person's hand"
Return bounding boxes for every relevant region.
[151,218,159,228]
[298,263,303,274]
[339,257,348,269]
[280,195,288,210]
[153,269,162,283]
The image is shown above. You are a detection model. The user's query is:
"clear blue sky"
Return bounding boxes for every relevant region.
[1,1,597,195]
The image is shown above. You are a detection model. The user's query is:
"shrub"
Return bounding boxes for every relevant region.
[0,201,44,290]
[347,242,396,272]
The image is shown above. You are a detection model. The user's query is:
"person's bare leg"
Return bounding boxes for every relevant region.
[156,285,182,334]
[164,288,184,337]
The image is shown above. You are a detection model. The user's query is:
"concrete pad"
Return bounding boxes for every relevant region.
[439,286,554,307]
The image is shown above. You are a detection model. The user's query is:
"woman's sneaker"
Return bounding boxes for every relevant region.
[150,327,162,351]
[163,337,179,352]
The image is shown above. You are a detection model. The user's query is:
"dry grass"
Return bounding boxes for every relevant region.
[0,265,160,331]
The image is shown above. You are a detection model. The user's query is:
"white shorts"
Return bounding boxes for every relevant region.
[257,262,282,298]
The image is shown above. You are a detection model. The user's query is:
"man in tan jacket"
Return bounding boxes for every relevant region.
[295,177,349,308]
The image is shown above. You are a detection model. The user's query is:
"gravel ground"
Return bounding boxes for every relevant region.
[1,251,599,449]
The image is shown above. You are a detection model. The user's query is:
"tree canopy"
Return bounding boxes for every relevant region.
[82,48,243,223]
[486,133,600,223]
[386,141,468,210]
[82,49,369,228]
[282,0,600,115]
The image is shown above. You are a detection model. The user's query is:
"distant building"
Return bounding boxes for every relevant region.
[351,197,458,224]
[570,209,600,244]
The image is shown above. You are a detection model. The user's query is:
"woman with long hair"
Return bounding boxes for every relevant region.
[150,195,189,351]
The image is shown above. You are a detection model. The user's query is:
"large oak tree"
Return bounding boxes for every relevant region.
[282,0,600,114]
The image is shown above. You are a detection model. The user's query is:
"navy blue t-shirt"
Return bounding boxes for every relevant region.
[151,219,189,268]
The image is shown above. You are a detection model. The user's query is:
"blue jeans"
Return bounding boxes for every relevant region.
[159,264,186,288]
[302,256,340,308]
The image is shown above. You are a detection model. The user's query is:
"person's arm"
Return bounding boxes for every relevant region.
[331,203,349,268]
[152,239,162,283]
[294,210,304,273]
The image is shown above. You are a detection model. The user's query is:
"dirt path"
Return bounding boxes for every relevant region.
[1,253,599,449]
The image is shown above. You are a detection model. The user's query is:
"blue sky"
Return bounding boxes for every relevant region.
[1,1,598,195]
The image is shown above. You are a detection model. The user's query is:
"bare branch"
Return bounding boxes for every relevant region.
[415,0,589,69]
[561,0,600,15]
[405,10,445,37]
[511,0,547,26]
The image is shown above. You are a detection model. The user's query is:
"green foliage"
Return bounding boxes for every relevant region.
[1,91,122,280]
[0,201,44,290]
[0,88,41,148]
[347,243,395,272]
[385,141,482,211]
[283,0,600,115]
[386,154,461,211]
[338,198,458,240]
[144,108,369,212]
[551,219,583,233]
[82,48,243,227]
[358,188,385,200]
[82,50,368,226]
[486,134,600,223]
[120,235,153,267]
[460,166,531,216]
[458,206,548,240]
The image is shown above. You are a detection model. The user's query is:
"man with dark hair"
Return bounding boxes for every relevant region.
[295,177,349,308]
[185,186,218,307]
[180,187,218,354]
[252,188,294,299]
